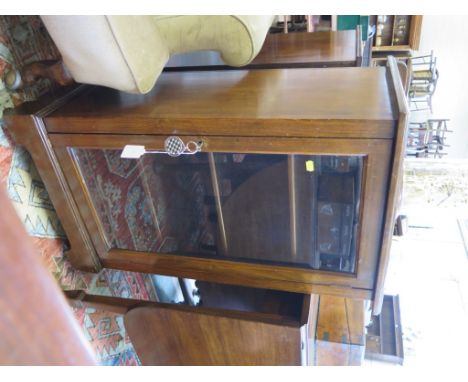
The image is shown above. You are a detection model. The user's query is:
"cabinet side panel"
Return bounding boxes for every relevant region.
[3,114,101,272]
[125,306,303,365]
[372,58,410,315]
[408,16,423,51]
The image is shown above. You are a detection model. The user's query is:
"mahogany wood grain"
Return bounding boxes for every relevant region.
[5,84,85,116]
[372,57,409,316]
[166,30,360,70]
[125,306,304,365]
[408,16,423,51]
[102,251,373,300]
[65,290,309,328]
[316,295,366,346]
[50,133,392,154]
[251,30,359,68]
[41,68,395,139]
[0,186,96,365]
[66,288,311,365]
[3,112,100,272]
[345,298,367,345]
[54,146,110,258]
[4,64,405,314]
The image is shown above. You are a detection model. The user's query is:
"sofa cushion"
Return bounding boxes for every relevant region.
[41,15,274,94]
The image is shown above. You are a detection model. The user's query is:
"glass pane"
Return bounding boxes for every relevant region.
[72,150,218,255]
[72,149,363,274]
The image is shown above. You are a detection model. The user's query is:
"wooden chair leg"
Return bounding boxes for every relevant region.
[3,60,74,90]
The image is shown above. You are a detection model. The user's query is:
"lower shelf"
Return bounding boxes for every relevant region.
[66,282,312,365]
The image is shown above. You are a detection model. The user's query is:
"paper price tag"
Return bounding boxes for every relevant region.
[305,160,315,172]
[121,145,146,159]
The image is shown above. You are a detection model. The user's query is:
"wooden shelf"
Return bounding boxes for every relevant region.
[372,45,412,52]
[371,15,422,52]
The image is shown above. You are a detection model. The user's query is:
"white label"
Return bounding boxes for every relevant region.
[120,145,146,159]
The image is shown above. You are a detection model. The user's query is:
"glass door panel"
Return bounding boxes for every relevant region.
[72,149,217,255]
[72,148,363,274]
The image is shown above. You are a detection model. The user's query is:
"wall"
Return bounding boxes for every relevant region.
[416,16,468,158]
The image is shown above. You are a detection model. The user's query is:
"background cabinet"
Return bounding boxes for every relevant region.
[370,15,423,52]
[66,283,311,365]
[166,28,367,70]
[5,58,408,315]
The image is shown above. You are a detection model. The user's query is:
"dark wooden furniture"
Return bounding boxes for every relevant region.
[365,294,404,364]
[371,15,423,52]
[313,295,367,365]
[66,285,311,365]
[370,15,423,84]
[165,29,368,70]
[0,185,97,366]
[4,57,408,317]
[316,295,367,346]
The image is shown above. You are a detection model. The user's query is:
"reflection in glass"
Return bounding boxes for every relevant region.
[72,149,363,273]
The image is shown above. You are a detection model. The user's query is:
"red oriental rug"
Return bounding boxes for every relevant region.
[0,15,159,366]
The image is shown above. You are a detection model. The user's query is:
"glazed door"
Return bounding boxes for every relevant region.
[51,134,392,296]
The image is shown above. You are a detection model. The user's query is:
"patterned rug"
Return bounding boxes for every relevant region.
[0,15,161,366]
[74,149,216,254]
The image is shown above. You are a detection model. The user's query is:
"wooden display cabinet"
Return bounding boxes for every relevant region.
[371,15,423,52]
[66,283,312,365]
[166,28,368,70]
[4,57,408,316]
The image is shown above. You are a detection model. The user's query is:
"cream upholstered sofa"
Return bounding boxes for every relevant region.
[40,15,275,94]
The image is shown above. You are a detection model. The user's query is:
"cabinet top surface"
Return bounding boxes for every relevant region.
[46,67,396,124]
[251,30,358,65]
[166,30,358,69]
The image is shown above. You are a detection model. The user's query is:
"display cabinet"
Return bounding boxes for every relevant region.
[66,282,312,365]
[5,57,408,315]
[165,28,369,70]
[370,15,423,52]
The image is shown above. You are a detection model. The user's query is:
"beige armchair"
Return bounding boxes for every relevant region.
[37,15,274,94]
